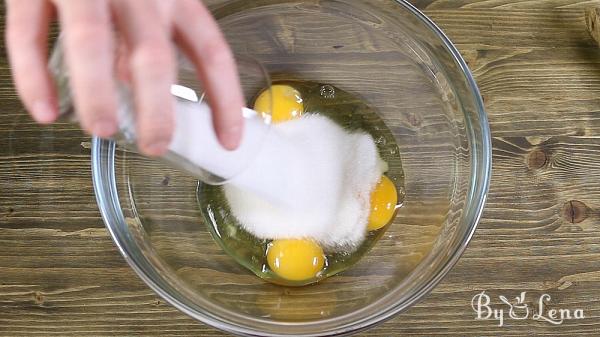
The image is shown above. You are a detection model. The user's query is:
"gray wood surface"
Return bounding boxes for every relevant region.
[3,0,600,335]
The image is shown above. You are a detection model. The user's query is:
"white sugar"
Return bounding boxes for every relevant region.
[225,114,385,250]
[166,100,385,250]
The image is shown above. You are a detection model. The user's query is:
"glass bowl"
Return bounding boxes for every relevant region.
[92,0,491,336]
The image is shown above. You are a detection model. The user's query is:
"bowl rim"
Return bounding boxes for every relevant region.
[92,0,492,336]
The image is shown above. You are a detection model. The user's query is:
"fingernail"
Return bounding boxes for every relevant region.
[92,120,118,138]
[32,101,57,124]
[220,124,243,150]
[142,141,170,157]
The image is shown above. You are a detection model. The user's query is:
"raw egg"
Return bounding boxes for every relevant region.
[267,239,325,281]
[367,175,398,231]
[254,84,303,123]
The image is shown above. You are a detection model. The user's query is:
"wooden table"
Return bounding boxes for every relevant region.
[2,0,600,335]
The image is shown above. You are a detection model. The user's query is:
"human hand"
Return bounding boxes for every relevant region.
[5,0,245,156]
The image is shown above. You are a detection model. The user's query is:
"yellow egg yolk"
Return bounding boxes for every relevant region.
[254,85,303,123]
[267,239,325,281]
[368,175,398,231]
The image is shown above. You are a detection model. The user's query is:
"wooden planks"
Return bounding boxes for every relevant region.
[2,0,600,336]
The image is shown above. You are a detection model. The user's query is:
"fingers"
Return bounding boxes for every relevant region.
[7,0,240,157]
[54,0,117,138]
[5,0,58,124]
[111,0,175,156]
[115,40,132,84]
[173,0,244,150]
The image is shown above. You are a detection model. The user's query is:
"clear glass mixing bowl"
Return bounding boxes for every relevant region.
[92,1,491,335]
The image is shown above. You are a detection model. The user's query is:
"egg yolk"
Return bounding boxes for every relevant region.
[367,175,398,231]
[267,239,325,281]
[254,85,303,123]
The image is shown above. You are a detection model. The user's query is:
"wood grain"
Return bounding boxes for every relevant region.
[3,0,600,336]
[585,6,600,45]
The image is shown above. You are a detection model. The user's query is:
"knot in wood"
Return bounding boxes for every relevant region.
[563,200,589,224]
[527,148,548,170]
[406,112,422,127]
[33,292,45,305]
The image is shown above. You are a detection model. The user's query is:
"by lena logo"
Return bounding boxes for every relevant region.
[471,291,584,327]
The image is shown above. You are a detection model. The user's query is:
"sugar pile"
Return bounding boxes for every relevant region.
[165,99,385,250]
[225,114,386,250]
